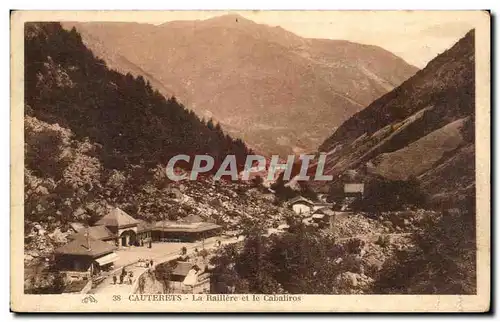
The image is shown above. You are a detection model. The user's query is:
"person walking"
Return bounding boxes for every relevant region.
[150,259,154,268]
[112,275,117,285]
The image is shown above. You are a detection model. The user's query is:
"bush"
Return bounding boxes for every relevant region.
[375,235,391,248]
[373,197,476,294]
[351,177,428,212]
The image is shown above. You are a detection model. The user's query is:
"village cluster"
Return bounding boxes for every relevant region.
[51,181,365,295]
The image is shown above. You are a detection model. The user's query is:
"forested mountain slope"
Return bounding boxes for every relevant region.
[24,22,255,232]
[317,30,475,206]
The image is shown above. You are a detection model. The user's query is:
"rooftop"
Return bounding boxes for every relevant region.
[94,207,139,228]
[153,221,222,233]
[171,261,196,277]
[55,237,117,257]
[171,261,205,277]
[287,196,315,206]
[68,225,116,241]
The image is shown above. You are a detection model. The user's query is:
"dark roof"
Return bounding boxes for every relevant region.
[153,221,222,233]
[68,226,116,241]
[55,237,117,257]
[287,196,314,206]
[171,261,196,277]
[94,207,139,228]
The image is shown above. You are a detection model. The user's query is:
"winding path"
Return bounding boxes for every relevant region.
[90,237,239,294]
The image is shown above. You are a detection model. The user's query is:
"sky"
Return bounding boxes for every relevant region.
[239,11,479,68]
[47,10,484,68]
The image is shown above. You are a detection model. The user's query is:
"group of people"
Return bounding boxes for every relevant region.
[112,267,134,285]
[137,258,154,268]
[139,238,153,248]
[111,259,156,286]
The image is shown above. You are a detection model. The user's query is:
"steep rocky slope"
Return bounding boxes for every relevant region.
[316,30,475,206]
[24,22,291,266]
[63,15,417,155]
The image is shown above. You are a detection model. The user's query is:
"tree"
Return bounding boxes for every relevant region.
[210,220,363,294]
[154,262,174,293]
[351,177,428,212]
[373,196,476,294]
[251,175,264,188]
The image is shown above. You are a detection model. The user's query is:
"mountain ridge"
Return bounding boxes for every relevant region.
[62,17,417,155]
[315,29,475,207]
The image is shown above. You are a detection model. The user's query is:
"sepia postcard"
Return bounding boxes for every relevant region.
[10,10,490,312]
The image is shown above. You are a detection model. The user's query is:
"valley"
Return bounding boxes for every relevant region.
[23,19,476,297]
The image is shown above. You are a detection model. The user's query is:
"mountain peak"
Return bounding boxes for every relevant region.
[68,20,417,156]
[205,14,254,25]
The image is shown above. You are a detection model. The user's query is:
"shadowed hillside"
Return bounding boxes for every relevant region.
[24,22,255,230]
[316,30,475,207]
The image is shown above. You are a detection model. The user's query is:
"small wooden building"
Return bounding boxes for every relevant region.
[168,261,210,294]
[151,221,222,242]
[286,196,315,215]
[54,236,118,279]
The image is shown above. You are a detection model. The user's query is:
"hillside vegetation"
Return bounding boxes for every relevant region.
[317,30,475,207]
[24,22,270,243]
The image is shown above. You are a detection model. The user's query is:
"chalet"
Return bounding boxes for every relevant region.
[54,236,118,280]
[67,208,221,250]
[151,220,222,242]
[286,196,315,215]
[94,207,139,247]
[286,196,333,215]
[168,261,211,294]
